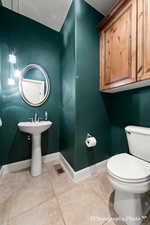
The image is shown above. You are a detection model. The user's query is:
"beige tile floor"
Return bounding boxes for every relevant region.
[0,160,148,225]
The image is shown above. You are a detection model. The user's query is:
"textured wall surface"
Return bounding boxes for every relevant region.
[1,1,145,171]
[107,87,150,156]
[0,7,61,165]
[60,2,76,168]
[75,0,111,170]
[60,2,150,170]
[60,0,111,171]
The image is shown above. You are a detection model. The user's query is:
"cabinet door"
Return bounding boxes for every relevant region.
[100,0,137,91]
[137,0,150,81]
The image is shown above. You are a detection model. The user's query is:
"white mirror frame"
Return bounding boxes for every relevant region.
[19,64,50,107]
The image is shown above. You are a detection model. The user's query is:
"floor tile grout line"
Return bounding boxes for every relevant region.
[0,171,30,205]
[7,165,66,224]
[6,171,57,222]
[54,193,67,225]
[47,160,113,225]
[48,164,110,225]
[7,196,54,221]
[4,161,113,225]
[45,161,67,225]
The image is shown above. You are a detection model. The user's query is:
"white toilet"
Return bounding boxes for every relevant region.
[107,126,150,225]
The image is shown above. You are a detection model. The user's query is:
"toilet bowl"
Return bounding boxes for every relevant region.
[107,126,150,225]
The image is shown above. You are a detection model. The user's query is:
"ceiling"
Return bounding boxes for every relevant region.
[2,0,118,32]
[2,0,72,32]
[84,0,118,15]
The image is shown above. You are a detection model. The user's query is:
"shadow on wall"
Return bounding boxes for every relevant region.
[7,129,49,164]
[106,86,150,156]
[60,0,111,171]
[0,7,61,165]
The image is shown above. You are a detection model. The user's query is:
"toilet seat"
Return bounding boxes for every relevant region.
[107,153,150,183]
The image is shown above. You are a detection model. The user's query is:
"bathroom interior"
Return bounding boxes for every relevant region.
[1,0,150,224]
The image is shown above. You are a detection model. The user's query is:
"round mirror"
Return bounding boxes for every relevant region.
[19,64,50,107]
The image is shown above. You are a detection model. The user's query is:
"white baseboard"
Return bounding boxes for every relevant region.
[43,152,60,163]
[1,159,31,176]
[59,153,107,182]
[0,166,4,177]
[0,153,59,177]
[59,153,75,180]
[75,160,107,182]
[0,152,107,182]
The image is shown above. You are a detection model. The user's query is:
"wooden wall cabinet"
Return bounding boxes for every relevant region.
[137,0,150,81]
[99,0,150,93]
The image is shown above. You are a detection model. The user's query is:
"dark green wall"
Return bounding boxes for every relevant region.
[108,87,150,156]
[60,1,76,168]
[1,1,142,171]
[75,0,111,170]
[60,0,111,171]
[60,0,150,171]
[0,7,61,165]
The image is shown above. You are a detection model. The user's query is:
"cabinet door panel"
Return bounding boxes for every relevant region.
[100,0,137,91]
[138,0,150,80]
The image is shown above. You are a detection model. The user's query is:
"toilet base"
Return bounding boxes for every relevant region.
[113,190,150,225]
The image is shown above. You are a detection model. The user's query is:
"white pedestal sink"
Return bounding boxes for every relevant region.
[18,121,52,176]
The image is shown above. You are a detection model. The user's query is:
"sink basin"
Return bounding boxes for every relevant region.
[18,121,52,177]
[18,121,52,135]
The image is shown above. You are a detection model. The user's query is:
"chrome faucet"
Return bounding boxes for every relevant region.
[29,112,46,123]
[28,113,38,123]
[45,111,48,120]
[34,113,38,122]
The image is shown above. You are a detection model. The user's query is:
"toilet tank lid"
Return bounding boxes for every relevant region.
[125,126,150,135]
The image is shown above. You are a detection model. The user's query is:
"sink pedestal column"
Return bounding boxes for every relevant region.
[31,134,42,176]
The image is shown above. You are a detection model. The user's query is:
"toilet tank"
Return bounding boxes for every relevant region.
[125,126,150,162]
